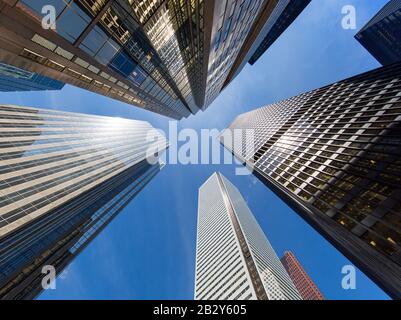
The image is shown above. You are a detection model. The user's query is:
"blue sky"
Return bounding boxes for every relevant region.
[0,0,391,300]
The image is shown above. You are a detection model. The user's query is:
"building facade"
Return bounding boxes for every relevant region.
[248,0,311,65]
[355,0,401,66]
[221,62,401,298]
[202,0,276,107]
[195,172,301,300]
[0,0,306,118]
[0,104,167,299]
[224,0,310,85]
[281,251,324,300]
[0,62,64,91]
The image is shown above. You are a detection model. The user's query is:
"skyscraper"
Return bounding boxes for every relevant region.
[225,0,311,83]
[221,62,401,298]
[281,251,324,300]
[0,62,65,92]
[355,0,401,66]
[248,0,311,65]
[0,104,167,299]
[0,0,307,119]
[194,172,301,300]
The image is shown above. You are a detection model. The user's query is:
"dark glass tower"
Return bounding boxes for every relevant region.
[0,62,64,92]
[248,0,311,65]
[355,0,401,66]
[0,104,167,299]
[0,0,308,118]
[221,62,401,298]
[223,0,310,85]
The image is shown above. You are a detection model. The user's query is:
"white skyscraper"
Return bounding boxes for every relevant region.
[194,172,301,300]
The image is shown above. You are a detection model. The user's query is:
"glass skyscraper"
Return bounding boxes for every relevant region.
[0,104,167,299]
[225,0,310,83]
[0,0,308,119]
[248,0,311,65]
[221,62,401,299]
[0,62,65,92]
[355,0,401,66]
[195,172,301,300]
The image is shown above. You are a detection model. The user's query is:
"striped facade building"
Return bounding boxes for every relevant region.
[195,172,301,300]
[281,251,324,300]
[221,62,401,298]
[0,104,167,299]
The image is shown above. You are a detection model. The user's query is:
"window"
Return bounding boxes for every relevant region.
[129,66,147,86]
[20,0,69,17]
[88,65,99,74]
[56,2,90,43]
[44,59,65,71]
[80,26,108,56]
[20,48,47,64]
[109,51,136,77]
[95,39,120,66]
[54,47,74,60]
[74,57,89,68]
[214,29,222,51]
[223,16,233,42]
[31,34,57,51]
